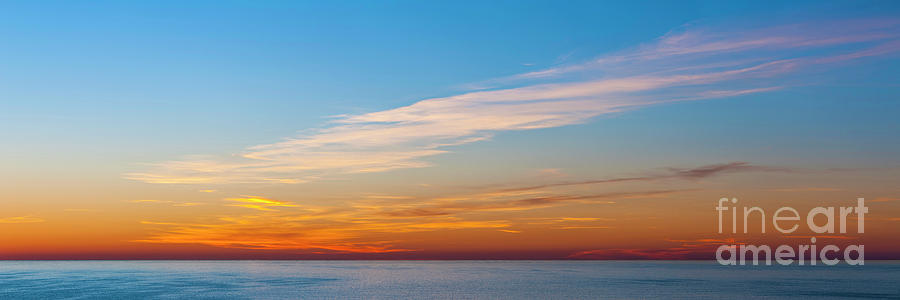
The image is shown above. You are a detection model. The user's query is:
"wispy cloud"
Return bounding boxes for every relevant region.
[0,215,45,224]
[135,214,413,253]
[871,197,900,203]
[126,19,899,185]
[135,210,510,252]
[557,226,611,230]
[373,161,767,218]
[131,199,178,204]
[381,190,675,217]
[487,162,784,195]
[768,187,843,192]
[129,199,206,207]
[227,196,298,211]
[375,162,775,218]
[510,19,900,81]
[559,217,611,222]
[134,160,795,253]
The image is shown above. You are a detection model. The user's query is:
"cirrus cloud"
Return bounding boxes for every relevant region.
[126,18,900,185]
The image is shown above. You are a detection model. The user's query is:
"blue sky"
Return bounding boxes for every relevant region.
[2,1,898,170]
[1,1,899,258]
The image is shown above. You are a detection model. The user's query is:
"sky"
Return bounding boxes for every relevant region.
[1,0,899,259]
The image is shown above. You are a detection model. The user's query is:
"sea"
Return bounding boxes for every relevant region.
[0,260,898,299]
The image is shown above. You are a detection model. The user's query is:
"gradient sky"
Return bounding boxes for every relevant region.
[1,0,899,259]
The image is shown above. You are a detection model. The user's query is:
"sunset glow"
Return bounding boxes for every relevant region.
[1,1,899,261]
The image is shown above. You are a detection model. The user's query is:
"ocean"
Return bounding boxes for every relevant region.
[0,260,898,299]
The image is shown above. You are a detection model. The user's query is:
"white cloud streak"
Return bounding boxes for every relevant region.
[127,19,900,184]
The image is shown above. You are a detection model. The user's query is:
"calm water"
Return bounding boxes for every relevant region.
[0,261,898,299]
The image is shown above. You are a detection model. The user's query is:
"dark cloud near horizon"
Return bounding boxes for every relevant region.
[494,162,786,194]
